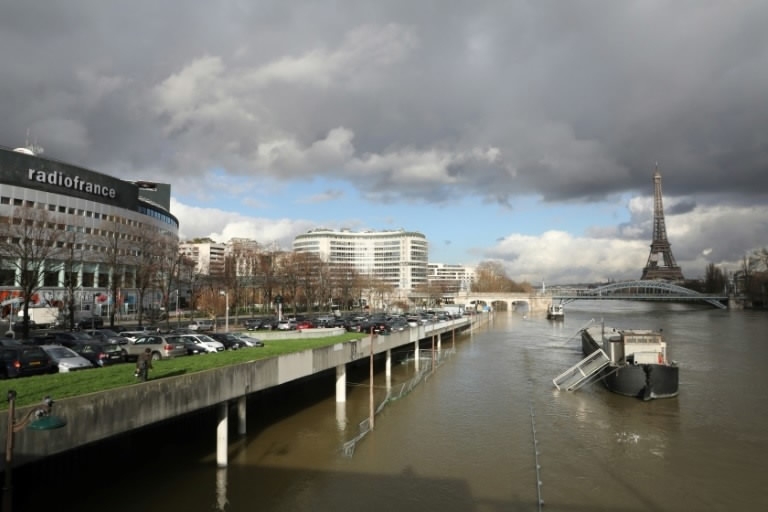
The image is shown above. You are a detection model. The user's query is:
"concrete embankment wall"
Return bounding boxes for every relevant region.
[2,315,489,470]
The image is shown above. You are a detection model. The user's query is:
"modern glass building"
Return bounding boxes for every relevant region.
[0,145,178,316]
[293,228,428,290]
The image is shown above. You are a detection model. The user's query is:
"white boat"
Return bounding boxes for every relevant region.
[547,303,564,320]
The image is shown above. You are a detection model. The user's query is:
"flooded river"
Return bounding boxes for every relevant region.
[17,302,768,511]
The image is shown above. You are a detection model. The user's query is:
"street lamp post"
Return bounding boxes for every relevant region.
[219,290,229,333]
[175,290,180,329]
[3,390,66,512]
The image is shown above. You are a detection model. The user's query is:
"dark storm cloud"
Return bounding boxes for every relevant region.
[2,1,768,207]
[666,199,697,216]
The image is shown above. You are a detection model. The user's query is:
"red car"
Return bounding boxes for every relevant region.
[296,320,315,330]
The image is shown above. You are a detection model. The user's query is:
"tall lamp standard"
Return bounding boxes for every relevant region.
[219,290,229,333]
[3,390,66,512]
[174,290,180,329]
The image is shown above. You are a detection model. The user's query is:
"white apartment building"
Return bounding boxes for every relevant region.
[179,241,226,275]
[427,263,476,292]
[293,228,428,290]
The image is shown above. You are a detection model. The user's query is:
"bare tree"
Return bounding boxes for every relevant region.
[98,215,136,327]
[60,229,86,330]
[753,247,768,271]
[471,260,532,292]
[295,252,324,313]
[0,205,65,338]
[131,228,163,327]
[704,263,727,294]
[152,231,181,329]
[279,252,301,315]
[255,250,282,313]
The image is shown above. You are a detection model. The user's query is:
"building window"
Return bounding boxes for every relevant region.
[0,269,15,286]
[82,272,94,287]
[0,197,9,205]
[44,271,59,287]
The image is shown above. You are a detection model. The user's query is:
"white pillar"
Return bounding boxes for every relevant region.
[335,402,347,431]
[237,396,246,436]
[437,334,442,352]
[216,402,228,467]
[336,364,346,403]
[414,341,420,371]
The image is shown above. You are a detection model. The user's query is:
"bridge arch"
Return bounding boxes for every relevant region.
[554,280,728,309]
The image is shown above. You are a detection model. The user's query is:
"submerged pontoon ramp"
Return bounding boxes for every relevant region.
[553,348,610,391]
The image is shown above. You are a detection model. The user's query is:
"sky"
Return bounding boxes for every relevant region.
[2,1,768,285]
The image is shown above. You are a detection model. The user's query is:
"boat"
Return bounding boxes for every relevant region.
[580,324,679,400]
[546,303,564,320]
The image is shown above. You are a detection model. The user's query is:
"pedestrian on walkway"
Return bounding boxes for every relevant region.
[135,348,153,381]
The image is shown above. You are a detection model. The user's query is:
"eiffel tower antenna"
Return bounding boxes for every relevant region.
[641,166,684,281]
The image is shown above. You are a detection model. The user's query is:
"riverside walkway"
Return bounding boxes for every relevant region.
[1,315,482,472]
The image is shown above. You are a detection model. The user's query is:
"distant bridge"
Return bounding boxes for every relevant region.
[551,280,728,309]
[451,280,729,313]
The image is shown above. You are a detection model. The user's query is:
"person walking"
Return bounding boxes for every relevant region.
[135,348,153,381]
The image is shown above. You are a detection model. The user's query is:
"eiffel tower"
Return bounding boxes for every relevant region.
[641,167,685,281]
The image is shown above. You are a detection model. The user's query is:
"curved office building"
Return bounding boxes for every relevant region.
[0,145,178,317]
[293,228,428,291]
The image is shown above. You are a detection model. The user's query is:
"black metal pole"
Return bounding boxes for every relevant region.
[3,390,16,512]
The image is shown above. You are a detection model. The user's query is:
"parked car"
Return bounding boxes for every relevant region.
[178,334,225,353]
[76,316,104,329]
[208,333,246,350]
[12,318,38,331]
[122,334,188,361]
[242,318,261,330]
[120,328,155,341]
[295,320,315,330]
[47,331,95,347]
[86,329,131,347]
[188,319,214,332]
[0,345,53,378]
[167,335,205,355]
[242,317,276,330]
[69,341,126,367]
[231,333,265,347]
[40,345,94,373]
[276,319,297,330]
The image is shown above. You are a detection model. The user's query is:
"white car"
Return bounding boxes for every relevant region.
[188,320,214,332]
[276,319,297,330]
[180,334,225,353]
[40,345,94,372]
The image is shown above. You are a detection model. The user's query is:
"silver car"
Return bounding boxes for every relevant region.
[41,345,95,372]
[179,334,225,353]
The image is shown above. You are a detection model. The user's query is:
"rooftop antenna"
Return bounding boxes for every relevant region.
[24,128,44,155]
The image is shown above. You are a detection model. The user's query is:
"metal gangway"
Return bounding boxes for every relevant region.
[553,348,611,391]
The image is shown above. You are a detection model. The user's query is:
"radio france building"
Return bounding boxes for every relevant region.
[0,144,178,314]
[292,228,428,291]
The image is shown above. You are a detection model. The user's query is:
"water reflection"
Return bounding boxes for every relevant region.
[216,468,228,511]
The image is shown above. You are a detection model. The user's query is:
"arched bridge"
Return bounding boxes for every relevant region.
[552,280,728,309]
[451,292,551,313]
